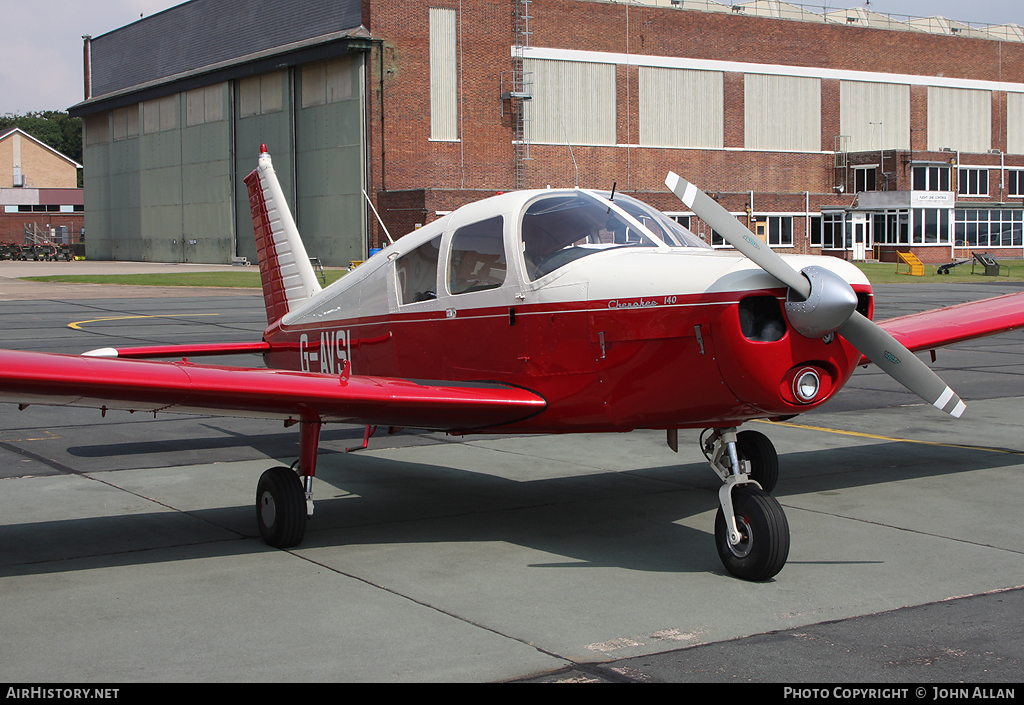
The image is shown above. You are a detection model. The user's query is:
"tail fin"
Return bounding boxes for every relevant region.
[244,145,322,326]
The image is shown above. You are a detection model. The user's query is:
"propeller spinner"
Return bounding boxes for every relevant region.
[665,172,965,418]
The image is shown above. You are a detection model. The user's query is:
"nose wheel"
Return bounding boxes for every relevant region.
[702,427,789,581]
[714,484,789,581]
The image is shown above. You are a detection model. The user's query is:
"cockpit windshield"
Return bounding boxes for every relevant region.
[594,191,711,250]
[521,192,662,281]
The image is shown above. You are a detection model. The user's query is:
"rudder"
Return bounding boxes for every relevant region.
[244,145,322,326]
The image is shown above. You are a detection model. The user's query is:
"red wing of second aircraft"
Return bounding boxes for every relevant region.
[875,291,1024,357]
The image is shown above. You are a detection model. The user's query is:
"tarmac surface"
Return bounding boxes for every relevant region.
[0,262,1022,684]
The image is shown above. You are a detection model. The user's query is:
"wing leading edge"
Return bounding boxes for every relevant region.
[0,350,546,432]
[873,290,1024,358]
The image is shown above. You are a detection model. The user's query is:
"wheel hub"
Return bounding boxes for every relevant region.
[726,516,753,558]
[260,491,277,528]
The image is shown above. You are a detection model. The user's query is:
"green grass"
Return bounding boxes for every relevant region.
[852,259,1024,284]
[21,270,348,288]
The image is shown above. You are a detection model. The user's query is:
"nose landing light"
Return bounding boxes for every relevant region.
[793,368,820,402]
[781,365,832,405]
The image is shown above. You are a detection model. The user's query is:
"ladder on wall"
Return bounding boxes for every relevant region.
[506,0,533,190]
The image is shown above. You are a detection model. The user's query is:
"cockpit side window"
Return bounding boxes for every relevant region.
[396,235,441,304]
[448,216,507,295]
[521,193,659,281]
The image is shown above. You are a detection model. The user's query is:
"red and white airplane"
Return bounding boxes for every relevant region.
[2,145,1023,581]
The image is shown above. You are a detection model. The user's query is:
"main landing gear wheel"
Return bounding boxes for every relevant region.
[256,466,307,548]
[737,430,779,493]
[715,485,789,581]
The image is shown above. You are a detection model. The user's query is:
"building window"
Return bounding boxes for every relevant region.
[525,58,616,146]
[639,67,723,149]
[913,166,950,192]
[239,72,284,118]
[1009,93,1024,154]
[814,212,848,249]
[912,208,950,244]
[84,112,109,146]
[143,95,177,133]
[764,216,793,247]
[853,167,877,193]
[1007,170,1024,197]
[186,83,226,126]
[745,74,821,152]
[871,210,910,244]
[839,81,910,152]
[955,209,1024,248]
[112,105,140,140]
[429,7,458,141]
[958,168,989,196]
[301,57,353,108]
[928,86,991,153]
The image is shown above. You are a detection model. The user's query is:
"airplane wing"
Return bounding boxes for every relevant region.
[0,349,546,432]
[874,290,1024,356]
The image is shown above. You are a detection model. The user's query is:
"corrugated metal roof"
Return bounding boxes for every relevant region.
[87,0,362,100]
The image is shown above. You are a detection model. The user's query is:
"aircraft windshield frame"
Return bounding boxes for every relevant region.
[591,190,711,250]
[519,190,666,282]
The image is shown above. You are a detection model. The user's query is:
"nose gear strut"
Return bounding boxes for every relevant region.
[701,426,789,581]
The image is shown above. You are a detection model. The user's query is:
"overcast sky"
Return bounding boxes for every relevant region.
[1,0,1021,116]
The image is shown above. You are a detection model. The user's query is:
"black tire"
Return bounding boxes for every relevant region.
[256,466,307,548]
[737,429,778,493]
[714,485,789,581]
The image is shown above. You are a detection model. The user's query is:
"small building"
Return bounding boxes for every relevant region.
[0,128,84,246]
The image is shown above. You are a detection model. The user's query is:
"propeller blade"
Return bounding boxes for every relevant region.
[838,312,966,417]
[665,171,966,418]
[665,172,810,298]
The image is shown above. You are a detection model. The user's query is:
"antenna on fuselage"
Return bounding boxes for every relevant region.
[558,114,579,188]
[362,189,394,245]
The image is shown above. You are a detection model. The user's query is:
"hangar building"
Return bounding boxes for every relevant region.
[70,0,1024,265]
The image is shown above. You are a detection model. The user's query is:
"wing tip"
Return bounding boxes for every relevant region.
[81,347,119,358]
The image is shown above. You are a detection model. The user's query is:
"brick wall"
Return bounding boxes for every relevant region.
[364,0,1024,255]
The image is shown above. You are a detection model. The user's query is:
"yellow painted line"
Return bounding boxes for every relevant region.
[755,418,1023,456]
[68,314,219,330]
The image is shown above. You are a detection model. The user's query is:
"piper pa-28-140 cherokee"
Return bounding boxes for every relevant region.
[2,146,1023,581]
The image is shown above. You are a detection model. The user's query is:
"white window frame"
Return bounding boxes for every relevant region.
[958,168,989,197]
[853,166,877,193]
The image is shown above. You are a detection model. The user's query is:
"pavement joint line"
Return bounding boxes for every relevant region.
[757,419,1024,456]
[0,439,249,543]
[285,546,576,669]
[780,502,1024,557]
